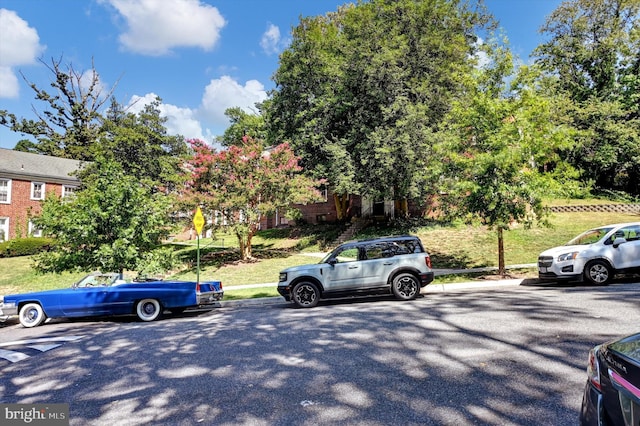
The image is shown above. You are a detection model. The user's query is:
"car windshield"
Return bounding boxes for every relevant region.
[319,245,356,263]
[73,273,119,288]
[566,227,613,245]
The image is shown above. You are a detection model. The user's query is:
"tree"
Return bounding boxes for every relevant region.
[185,137,321,260]
[33,158,173,275]
[0,57,117,160]
[264,0,494,217]
[440,46,579,274]
[97,96,188,191]
[533,0,640,195]
[217,107,267,147]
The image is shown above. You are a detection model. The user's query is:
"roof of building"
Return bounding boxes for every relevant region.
[0,148,83,184]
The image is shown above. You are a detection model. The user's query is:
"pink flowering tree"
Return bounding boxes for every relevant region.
[185,137,322,260]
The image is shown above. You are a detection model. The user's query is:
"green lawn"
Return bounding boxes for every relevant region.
[1,210,637,299]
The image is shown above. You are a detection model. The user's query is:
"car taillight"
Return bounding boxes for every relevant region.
[425,255,432,269]
[587,347,602,391]
[196,282,201,293]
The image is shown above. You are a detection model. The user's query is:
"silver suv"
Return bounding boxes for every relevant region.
[538,222,640,285]
[277,235,434,308]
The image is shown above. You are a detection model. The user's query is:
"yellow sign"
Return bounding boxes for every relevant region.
[193,207,205,235]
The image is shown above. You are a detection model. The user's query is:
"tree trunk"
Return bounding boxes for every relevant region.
[497,227,505,276]
[333,193,349,220]
[236,229,255,260]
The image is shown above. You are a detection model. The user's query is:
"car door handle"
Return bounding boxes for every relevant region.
[383,262,393,265]
[348,265,359,269]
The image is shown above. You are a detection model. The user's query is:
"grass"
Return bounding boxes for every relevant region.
[1,210,637,300]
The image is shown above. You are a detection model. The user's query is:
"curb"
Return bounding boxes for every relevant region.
[222,277,534,308]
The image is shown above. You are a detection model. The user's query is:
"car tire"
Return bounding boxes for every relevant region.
[136,299,162,321]
[292,281,320,308]
[584,260,613,285]
[19,303,47,328]
[392,273,420,300]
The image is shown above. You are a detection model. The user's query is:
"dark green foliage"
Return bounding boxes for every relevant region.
[0,237,55,258]
[32,158,174,274]
[534,0,640,195]
[264,0,494,202]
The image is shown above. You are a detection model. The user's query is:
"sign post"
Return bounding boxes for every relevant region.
[193,207,205,284]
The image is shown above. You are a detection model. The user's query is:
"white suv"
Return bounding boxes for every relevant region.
[538,222,640,285]
[278,235,434,308]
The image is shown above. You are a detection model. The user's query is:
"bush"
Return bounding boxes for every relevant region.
[0,237,55,257]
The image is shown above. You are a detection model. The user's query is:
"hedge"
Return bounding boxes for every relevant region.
[0,237,55,258]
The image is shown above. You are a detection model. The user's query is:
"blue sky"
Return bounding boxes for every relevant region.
[0,0,562,150]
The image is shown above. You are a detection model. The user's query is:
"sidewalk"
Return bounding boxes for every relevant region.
[224,263,538,291]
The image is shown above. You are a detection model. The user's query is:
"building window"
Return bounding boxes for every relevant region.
[28,220,43,238]
[31,182,45,200]
[320,186,328,203]
[63,185,77,198]
[0,217,8,242]
[0,179,10,203]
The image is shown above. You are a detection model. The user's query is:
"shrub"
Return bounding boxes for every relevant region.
[0,237,55,258]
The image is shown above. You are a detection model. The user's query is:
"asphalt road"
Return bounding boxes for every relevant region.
[1,281,639,425]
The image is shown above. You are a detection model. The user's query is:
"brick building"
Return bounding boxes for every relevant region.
[0,148,82,241]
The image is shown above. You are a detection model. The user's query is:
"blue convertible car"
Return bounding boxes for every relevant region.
[0,272,223,328]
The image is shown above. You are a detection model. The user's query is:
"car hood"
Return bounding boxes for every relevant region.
[280,263,324,273]
[539,244,591,258]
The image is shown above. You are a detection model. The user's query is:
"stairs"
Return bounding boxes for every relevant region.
[333,217,372,246]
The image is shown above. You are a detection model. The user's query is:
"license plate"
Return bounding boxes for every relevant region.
[540,267,547,273]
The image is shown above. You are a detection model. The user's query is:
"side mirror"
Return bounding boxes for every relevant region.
[327,258,337,266]
[613,237,626,248]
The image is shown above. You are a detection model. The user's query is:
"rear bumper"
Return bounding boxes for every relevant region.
[197,291,224,305]
[420,271,435,287]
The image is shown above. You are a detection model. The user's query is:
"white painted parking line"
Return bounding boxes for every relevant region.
[0,336,85,364]
[0,335,84,347]
[0,349,30,363]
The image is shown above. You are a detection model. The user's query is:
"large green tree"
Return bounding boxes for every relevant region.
[33,158,173,275]
[264,0,493,218]
[185,137,321,260]
[98,96,188,191]
[440,45,579,274]
[217,107,267,147]
[534,0,640,195]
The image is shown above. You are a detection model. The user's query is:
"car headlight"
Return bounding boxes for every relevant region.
[279,272,287,282]
[558,252,579,262]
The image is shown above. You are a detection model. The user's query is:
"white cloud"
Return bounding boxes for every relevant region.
[0,9,45,98]
[0,67,19,98]
[79,70,108,97]
[124,76,268,143]
[260,23,284,55]
[199,75,267,128]
[102,0,226,56]
[127,93,205,140]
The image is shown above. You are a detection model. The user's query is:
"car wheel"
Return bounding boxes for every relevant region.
[584,260,613,285]
[136,299,162,321]
[292,282,320,308]
[392,273,419,300]
[19,303,47,328]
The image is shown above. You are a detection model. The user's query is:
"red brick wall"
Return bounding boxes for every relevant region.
[0,178,64,240]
